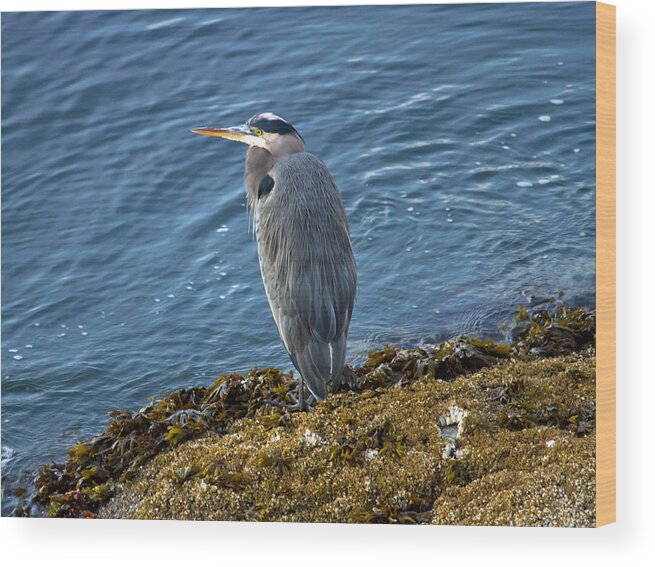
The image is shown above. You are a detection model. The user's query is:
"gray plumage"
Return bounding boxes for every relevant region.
[192,113,357,403]
[256,153,356,400]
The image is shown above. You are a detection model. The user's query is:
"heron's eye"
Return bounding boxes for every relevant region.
[254,129,264,136]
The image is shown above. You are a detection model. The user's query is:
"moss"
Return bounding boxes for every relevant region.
[48,490,96,519]
[83,482,114,505]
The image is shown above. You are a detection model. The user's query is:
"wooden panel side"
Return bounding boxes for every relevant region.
[595,1,616,527]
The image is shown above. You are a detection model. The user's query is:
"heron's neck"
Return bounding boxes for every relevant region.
[245,147,274,208]
[244,138,304,206]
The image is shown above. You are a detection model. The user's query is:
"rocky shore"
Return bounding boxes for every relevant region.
[26,304,596,526]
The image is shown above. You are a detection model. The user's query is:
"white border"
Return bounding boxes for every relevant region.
[1,0,654,565]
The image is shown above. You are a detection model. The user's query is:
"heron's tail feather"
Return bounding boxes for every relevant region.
[293,332,348,401]
[294,340,329,400]
[330,334,347,394]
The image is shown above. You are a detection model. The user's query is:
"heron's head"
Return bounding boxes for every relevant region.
[192,112,304,158]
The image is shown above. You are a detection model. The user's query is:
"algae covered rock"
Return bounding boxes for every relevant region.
[32,368,298,517]
[510,303,595,356]
[30,304,597,525]
[97,353,595,526]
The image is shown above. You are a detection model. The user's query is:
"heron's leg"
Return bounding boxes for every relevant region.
[296,380,318,410]
[298,379,305,408]
[264,379,314,412]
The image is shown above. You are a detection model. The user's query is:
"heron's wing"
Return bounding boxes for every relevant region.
[255,153,357,399]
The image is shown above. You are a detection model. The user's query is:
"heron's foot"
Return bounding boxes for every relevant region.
[264,391,315,413]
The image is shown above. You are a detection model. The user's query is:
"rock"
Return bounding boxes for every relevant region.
[32,304,597,526]
[97,353,596,526]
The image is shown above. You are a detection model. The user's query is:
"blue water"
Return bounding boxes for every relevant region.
[1,2,596,514]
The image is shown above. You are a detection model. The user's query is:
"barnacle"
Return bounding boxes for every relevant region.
[436,407,468,441]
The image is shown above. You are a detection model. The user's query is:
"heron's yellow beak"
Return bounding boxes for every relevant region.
[191,124,266,148]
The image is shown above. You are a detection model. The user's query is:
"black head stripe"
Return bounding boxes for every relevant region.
[246,114,304,142]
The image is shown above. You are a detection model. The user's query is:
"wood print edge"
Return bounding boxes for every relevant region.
[595,1,616,527]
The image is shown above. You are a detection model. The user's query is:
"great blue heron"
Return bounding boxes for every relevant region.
[192,113,357,409]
